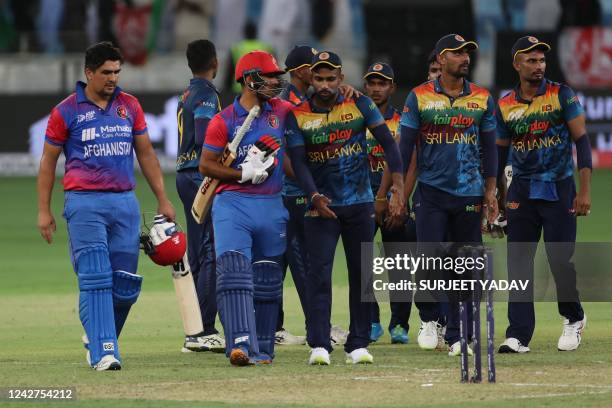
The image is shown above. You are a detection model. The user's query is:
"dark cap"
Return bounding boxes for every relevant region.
[511,36,551,61]
[434,34,478,55]
[311,51,342,70]
[363,62,394,82]
[285,45,318,71]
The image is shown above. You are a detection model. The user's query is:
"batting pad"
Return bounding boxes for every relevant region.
[216,251,258,357]
[253,258,283,358]
[76,246,119,365]
[112,270,143,337]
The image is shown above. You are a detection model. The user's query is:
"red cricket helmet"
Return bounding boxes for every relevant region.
[148,231,187,266]
[235,50,285,82]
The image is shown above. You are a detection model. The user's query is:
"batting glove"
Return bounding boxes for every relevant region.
[238,135,281,184]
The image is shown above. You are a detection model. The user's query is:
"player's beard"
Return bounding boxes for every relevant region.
[317,88,338,102]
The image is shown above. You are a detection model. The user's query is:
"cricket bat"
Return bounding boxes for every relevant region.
[170,253,203,336]
[191,105,261,223]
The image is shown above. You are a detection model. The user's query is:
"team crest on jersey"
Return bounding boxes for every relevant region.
[507,202,520,210]
[116,105,128,119]
[527,36,539,43]
[268,114,279,129]
[455,34,465,41]
[319,52,330,60]
[373,63,383,71]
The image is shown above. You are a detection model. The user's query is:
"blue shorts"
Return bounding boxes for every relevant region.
[63,191,140,273]
[212,192,288,261]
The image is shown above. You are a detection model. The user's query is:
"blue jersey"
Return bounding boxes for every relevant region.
[45,81,147,192]
[176,78,220,171]
[400,78,497,197]
[204,97,292,195]
[285,94,384,206]
[496,79,584,182]
[279,83,307,197]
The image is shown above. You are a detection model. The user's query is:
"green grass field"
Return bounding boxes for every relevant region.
[1,172,612,407]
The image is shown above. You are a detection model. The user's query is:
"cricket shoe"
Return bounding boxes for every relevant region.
[558,315,587,351]
[250,353,273,365]
[417,321,440,350]
[229,346,254,367]
[182,333,225,353]
[346,348,373,364]
[82,334,91,365]
[309,347,330,365]
[370,323,384,343]
[498,337,530,353]
[275,329,306,345]
[330,325,349,345]
[93,354,122,371]
[448,341,473,357]
[390,325,408,344]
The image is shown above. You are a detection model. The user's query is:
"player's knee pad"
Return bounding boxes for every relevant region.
[253,258,283,302]
[216,251,253,293]
[75,246,119,364]
[112,270,143,306]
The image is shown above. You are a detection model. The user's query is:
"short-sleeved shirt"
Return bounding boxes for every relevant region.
[279,83,307,197]
[45,81,147,192]
[366,105,401,195]
[496,79,584,182]
[400,78,496,197]
[203,97,292,195]
[176,78,220,171]
[285,94,384,206]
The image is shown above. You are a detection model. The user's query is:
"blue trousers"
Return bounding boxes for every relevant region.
[505,176,584,346]
[176,169,218,335]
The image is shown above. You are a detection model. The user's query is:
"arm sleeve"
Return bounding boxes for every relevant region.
[575,134,593,170]
[369,124,402,174]
[132,100,148,135]
[288,145,318,197]
[480,129,498,178]
[355,95,385,127]
[400,91,420,129]
[559,85,585,122]
[203,115,228,153]
[44,107,68,146]
[480,95,497,133]
[495,103,511,141]
[497,144,509,178]
[399,125,419,174]
[284,111,305,148]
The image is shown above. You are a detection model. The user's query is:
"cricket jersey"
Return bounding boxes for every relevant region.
[366,105,401,195]
[401,78,496,197]
[497,79,583,182]
[285,94,385,206]
[280,83,307,197]
[176,78,220,171]
[45,81,147,192]
[203,96,292,195]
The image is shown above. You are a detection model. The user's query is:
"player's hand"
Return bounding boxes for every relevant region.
[484,192,498,223]
[239,136,280,184]
[573,189,591,216]
[338,84,362,99]
[387,185,405,219]
[157,198,176,222]
[38,210,56,244]
[374,198,387,226]
[385,207,407,230]
[311,193,337,219]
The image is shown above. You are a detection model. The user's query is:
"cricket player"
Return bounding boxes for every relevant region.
[37,42,175,370]
[363,62,413,345]
[199,50,290,366]
[399,34,498,356]
[286,51,405,365]
[427,50,442,81]
[175,39,225,352]
[496,36,591,353]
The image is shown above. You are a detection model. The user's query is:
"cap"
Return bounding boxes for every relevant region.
[310,51,342,70]
[363,62,394,82]
[235,50,284,82]
[285,45,318,71]
[434,34,478,55]
[511,36,551,61]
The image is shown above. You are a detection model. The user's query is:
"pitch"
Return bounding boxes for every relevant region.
[1,173,611,407]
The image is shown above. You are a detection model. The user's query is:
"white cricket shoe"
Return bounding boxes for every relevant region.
[275,329,306,345]
[498,337,530,353]
[448,341,473,357]
[182,333,225,353]
[93,354,122,371]
[558,315,587,351]
[330,325,349,345]
[309,347,330,365]
[418,321,440,350]
[346,348,373,364]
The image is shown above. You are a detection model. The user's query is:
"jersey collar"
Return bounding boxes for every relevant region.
[433,77,472,98]
[233,96,272,116]
[382,104,397,120]
[287,83,306,102]
[75,81,121,113]
[513,78,548,103]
